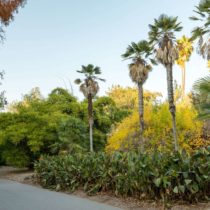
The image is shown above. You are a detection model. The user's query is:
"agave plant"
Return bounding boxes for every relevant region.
[149,14,183,151]
[122,40,154,147]
[190,0,210,62]
[75,64,105,152]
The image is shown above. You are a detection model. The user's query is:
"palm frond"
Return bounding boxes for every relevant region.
[148,14,182,46]
[93,66,101,75]
[74,78,82,85]
[75,64,105,98]
[190,0,210,60]
[193,75,210,93]
[192,75,210,120]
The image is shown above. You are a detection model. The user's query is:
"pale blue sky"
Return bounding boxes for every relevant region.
[0,0,209,103]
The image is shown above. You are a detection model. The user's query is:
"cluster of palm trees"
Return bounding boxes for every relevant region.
[75,0,209,152]
[123,15,182,151]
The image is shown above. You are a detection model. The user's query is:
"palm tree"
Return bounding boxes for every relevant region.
[75,64,105,152]
[190,0,210,62]
[122,40,154,146]
[148,14,182,151]
[176,36,193,97]
[192,75,210,120]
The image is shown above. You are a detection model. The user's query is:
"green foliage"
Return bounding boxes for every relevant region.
[149,14,182,45]
[0,147,5,165]
[192,75,210,119]
[106,99,206,152]
[0,88,125,167]
[92,96,129,150]
[2,147,30,168]
[51,117,88,154]
[0,88,86,167]
[121,40,155,66]
[35,147,210,202]
[0,71,6,109]
[190,0,210,60]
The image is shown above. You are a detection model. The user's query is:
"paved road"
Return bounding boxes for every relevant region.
[0,179,122,210]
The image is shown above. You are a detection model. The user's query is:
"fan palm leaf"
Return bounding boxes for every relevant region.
[190,0,210,60]
[193,75,210,120]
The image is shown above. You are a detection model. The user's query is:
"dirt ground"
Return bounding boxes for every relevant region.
[0,166,209,210]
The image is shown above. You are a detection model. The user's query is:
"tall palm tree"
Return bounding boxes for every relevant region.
[75,64,105,152]
[190,0,210,62]
[176,36,193,97]
[122,40,154,145]
[148,14,182,151]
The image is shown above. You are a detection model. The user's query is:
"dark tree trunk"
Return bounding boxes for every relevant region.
[166,64,178,151]
[88,94,93,152]
[138,82,144,149]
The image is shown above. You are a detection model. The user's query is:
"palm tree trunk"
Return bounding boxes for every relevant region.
[88,94,93,152]
[166,64,178,151]
[138,83,144,148]
[181,64,186,98]
[138,83,144,135]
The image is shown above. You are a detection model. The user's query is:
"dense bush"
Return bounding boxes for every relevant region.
[0,88,127,167]
[35,147,210,202]
[0,147,5,166]
[106,101,209,152]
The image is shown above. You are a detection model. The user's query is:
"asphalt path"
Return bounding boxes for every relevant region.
[0,179,122,210]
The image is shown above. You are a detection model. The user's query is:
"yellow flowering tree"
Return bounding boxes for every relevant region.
[106,96,208,153]
[107,85,162,110]
[176,36,193,97]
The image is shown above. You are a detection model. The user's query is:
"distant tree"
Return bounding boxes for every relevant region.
[176,36,193,97]
[75,64,105,152]
[149,14,182,151]
[122,40,154,145]
[0,0,26,39]
[107,85,162,110]
[106,100,205,153]
[0,87,84,167]
[0,71,6,109]
[190,0,210,64]
[0,86,128,167]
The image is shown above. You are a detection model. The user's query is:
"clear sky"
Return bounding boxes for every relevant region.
[0,0,209,103]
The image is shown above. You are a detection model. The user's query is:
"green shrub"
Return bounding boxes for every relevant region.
[35,147,210,202]
[2,147,30,168]
[0,147,5,166]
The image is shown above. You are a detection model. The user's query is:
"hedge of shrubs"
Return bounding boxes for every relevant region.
[35,147,210,202]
